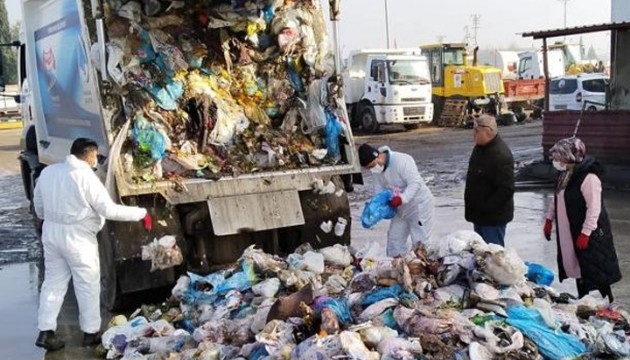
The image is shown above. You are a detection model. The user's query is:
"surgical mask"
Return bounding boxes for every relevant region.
[553,160,567,172]
[370,164,384,174]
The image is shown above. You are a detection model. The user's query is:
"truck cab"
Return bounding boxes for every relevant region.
[344,49,434,133]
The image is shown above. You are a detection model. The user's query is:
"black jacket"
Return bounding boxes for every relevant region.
[556,157,621,291]
[465,134,515,225]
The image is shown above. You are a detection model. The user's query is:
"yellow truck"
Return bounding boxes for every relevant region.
[420,43,504,125]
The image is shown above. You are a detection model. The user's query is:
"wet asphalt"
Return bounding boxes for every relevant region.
[0,122,629,359]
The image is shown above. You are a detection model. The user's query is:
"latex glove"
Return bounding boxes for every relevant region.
[543,219,553,241]
[142,213,153,231]
[389,195,402,208]
[575,233,590,250]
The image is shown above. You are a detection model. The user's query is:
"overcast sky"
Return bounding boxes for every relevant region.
[6,0,613,59]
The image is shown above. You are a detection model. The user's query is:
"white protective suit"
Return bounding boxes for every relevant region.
[33,155,147,333]
[371,146,434,257]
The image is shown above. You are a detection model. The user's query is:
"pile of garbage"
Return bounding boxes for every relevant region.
[100,231,630,360]
[101,0,347,182]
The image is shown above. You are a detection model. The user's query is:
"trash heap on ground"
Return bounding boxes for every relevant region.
[100,231,630,360]
[102,0,347,182]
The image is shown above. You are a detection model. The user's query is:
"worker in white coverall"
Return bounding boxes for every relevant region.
[358,144,435,257]
[33,138,152,351]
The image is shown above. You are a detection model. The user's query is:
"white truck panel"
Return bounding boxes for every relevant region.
[612,0,630,23]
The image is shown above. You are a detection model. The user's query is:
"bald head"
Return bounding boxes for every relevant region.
[473,115,498,146]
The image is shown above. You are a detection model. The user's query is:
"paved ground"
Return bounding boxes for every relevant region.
[0,122,629,359]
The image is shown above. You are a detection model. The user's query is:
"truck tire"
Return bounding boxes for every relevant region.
[360,106,379,134]
[404,124,419,130]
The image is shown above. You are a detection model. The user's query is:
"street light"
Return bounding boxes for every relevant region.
[558,0,572,28]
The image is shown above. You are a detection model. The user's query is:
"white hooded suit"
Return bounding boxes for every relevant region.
[371,147,434,257]
[33,155,146,333]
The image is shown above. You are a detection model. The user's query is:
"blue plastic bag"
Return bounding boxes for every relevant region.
[185,260,258,304]
[132,115,167,161]
[324,109,342,160]
[316,298,353,325]
[361,189,397,229]
[146,79,184,111]
[506,305,586,360]
[361,284,404,307]
[525,262,555,286]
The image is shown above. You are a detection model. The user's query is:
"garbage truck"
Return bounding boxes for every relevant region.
[13,0,359,309]
[343,49,434,133]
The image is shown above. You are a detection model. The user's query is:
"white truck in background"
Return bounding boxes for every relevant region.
[476,49,520,79]
[344,49,434,133]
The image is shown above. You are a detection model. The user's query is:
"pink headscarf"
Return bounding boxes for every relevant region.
[550,137,586,164]
[550,137,586,191]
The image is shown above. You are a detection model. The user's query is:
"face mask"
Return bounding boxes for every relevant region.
[370,164,384,174]
[553,160,567,172]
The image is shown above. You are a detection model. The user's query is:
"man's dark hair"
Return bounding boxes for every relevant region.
[70,138,98,159]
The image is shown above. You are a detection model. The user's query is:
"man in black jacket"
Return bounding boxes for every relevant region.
[465,115,515,246]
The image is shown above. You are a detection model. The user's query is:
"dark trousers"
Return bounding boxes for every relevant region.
[577,279,614,303]
[474,224,507,247]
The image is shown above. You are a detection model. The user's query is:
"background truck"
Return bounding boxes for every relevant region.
[343,49,434,133]
[9,0,359,310]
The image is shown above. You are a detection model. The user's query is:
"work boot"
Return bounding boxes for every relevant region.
[82,332,102,348]
[35,330,65,351]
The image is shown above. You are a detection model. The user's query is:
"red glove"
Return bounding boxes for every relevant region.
[142,213,153,231]
[543,219,553,241]
[575,233,590,250]
[389,195,402,208]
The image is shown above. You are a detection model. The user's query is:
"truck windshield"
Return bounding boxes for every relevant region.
[443,49,465,66]
[387,60,430,85]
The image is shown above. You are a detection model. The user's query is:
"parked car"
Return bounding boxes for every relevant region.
[549,74,609,111]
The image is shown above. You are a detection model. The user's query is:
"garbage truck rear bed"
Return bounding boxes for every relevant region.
[17,0,359,309]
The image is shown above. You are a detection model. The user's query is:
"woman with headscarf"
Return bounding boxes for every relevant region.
[543,137,621,302]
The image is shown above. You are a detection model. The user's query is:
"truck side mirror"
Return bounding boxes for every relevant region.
[380,87,387,97]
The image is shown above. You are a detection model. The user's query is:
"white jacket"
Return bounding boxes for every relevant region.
[33,155,146,232]
[372,146,434,219]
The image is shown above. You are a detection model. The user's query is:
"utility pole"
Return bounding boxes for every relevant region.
[471,14,481,47]
[384,0,391,49]
[558,0,571,28]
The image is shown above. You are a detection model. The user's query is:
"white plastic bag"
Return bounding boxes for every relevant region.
[339,331,380,360]
[252,278,281,298]
[319,244,353,266]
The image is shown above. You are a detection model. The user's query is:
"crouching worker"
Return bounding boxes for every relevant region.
[359,144,435,257]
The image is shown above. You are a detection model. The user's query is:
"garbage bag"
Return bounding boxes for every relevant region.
[376,337,423,360]
[359,326,398,349]
[319,244,353,267]
[362,284,404,307]
[300,79,327,134]
[474,321,524,354]
[359,298,399,322]
[480,246,527,286]
[506,305,586,359]
[252,278,281,298]
[427,230,483,259]
[324,274,347,295]
[187,260,257,302]
[141,235,184,272]
[290,334,344,360]
[592,318,630,357]
[525,262,555,286]
[339,331,380,360]
[361,189,397,229]
[132,113,169,161]
[324,109,343,160]
[314,297,353,325]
